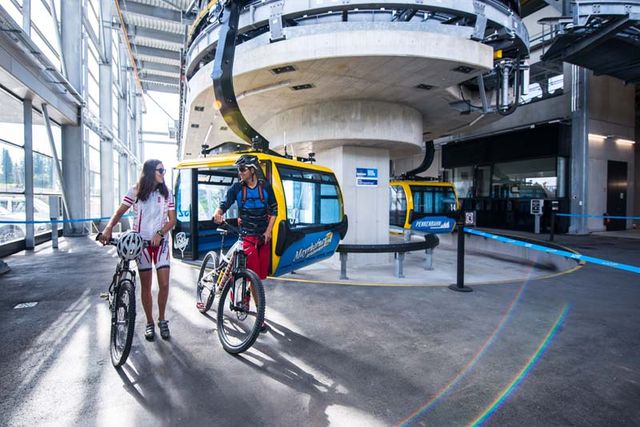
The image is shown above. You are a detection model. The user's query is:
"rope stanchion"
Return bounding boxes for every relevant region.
[0,214,132,225]
[555,213,640,220]
[465,228,640,275]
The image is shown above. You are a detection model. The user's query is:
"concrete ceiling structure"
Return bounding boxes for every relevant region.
[115,0,197,94]
[181,0,530,159]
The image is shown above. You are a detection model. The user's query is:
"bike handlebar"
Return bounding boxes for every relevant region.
[96,232,157,247]
[216,220,241,235]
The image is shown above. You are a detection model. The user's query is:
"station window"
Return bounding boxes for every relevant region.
[492,157,557,199]
[277,165,341,228]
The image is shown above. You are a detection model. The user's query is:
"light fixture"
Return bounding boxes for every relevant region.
[588,133,606,140]
[616,138,635,144]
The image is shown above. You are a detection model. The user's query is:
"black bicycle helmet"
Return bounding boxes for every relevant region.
[235,154,259,170]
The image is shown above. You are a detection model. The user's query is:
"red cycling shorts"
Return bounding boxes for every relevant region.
[242,235,270,280]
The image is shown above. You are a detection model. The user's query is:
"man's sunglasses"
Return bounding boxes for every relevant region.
[156,168,166,175]
[237,167,249,172]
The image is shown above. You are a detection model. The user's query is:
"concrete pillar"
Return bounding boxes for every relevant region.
[99,0,113,225]
[569,65,589,234]
[23,99,34,249]
[316,145,391,267]
[61,0,86,235]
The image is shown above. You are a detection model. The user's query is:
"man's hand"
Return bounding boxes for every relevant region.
[263,228,272,243]
[213,208,224,224]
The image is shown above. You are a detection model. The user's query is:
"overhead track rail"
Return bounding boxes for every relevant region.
[540,1,640,83]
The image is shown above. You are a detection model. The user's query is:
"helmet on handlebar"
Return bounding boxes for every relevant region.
[234,154,259,170]
[116,231,144,260]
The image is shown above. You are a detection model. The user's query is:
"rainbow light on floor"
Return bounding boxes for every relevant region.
[398,280,532,426]
[468,304,570,427]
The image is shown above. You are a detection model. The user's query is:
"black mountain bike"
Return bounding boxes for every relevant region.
[196,221,265,354]
[97,233,149,367]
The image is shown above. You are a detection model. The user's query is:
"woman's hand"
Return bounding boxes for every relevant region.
[99,226,112,244]
[151,233,163,247]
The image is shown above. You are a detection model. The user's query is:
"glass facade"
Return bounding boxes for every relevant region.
[449,156,568,232]
[0,0,143,253]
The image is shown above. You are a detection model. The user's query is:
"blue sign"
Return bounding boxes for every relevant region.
[356,168,378,187]
[411,216,455,233]
[274,229,340,276]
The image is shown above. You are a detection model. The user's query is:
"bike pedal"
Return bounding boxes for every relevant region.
[99,292,109,300]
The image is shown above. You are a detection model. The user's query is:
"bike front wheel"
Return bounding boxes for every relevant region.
[197,251,220,313]
[110,279,136,367]
[217,269,265,354]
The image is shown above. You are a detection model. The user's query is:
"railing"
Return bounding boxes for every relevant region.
[336,235,439,280]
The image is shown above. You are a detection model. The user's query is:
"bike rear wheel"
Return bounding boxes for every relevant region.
[110,279,136,367]
[197,251,220,313]
[217,269,265,354]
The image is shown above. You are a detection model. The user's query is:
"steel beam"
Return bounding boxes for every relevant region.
[563,16,632,61]
[100,0,114,224]
[135,44,181,58]
[127,26,184,44]
[22,0,31,36]
[117,0,186,23]
[139,61,181,74]
[139,73,179,85]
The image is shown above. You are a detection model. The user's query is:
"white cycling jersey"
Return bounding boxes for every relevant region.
[122,186,175,241]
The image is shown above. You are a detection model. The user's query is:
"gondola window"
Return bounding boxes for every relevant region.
[411,186,457,215]
[278,165,341,228]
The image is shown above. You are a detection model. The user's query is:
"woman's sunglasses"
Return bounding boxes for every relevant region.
[156,168,166,175]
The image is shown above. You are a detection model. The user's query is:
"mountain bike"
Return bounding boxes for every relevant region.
[97,232,149,367]
[196,221,266,354]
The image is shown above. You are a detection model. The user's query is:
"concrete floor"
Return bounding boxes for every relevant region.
[0,232,639,426]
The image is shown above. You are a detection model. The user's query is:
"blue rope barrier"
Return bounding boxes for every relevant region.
[465,228,640,275]
[555,213,640,220]
[0,214,132,225]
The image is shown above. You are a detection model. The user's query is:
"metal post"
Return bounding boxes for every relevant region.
[425,247,433,270]
[534,214,541,234]
[395,252,405,278]
[49,195,61,249]
[449,220,472,292]
[403,229,411,242]
[569,64,589,234]
[550,210,556,241]
[24,99,34,250]
[339,252,348,280]
[42,105,70,220]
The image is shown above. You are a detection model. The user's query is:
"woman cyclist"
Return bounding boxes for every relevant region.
[100,159,176,341]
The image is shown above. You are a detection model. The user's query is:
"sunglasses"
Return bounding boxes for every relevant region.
[156,168,166,175]
[238,167,249,172]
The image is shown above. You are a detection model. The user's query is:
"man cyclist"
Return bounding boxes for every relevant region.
[213,154,277,332]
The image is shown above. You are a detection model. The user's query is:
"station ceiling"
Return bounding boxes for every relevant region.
[115,0,197,94]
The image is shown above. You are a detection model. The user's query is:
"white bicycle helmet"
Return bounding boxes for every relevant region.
[116,231,144,260]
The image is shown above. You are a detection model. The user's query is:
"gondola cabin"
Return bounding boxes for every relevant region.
[173,151,348,276]
[389,180,459,234]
